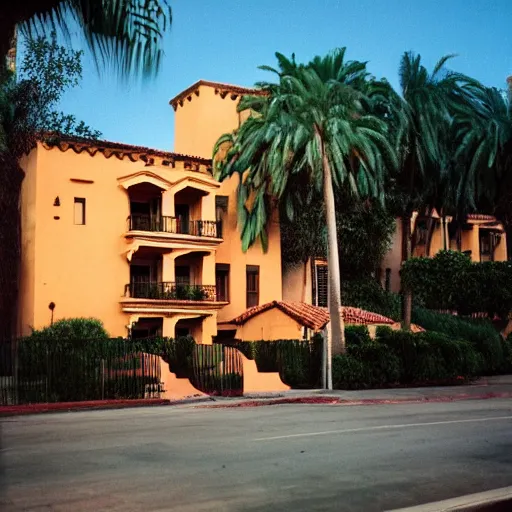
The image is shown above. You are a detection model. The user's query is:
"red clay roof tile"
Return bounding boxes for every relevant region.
[227,301,395,332]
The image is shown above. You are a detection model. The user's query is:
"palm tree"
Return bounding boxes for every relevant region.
[1,1,172,77]
[393,52,472,329]
[213,49,396,356]
[454,79,512,337]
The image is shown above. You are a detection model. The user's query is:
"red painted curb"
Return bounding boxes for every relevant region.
[0,398,172,416]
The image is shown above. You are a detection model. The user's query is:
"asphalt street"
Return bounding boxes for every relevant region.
[1,399,512,511]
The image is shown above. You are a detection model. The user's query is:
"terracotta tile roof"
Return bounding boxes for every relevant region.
[227,301,395,332]
[40,134,212,170]
[169,80,266,110]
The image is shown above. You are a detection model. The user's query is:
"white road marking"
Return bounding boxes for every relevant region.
[386,484,512,511]
[254,415,512,441]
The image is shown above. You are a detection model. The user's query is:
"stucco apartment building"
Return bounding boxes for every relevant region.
[18,81,281,340]
[17,80,509,340]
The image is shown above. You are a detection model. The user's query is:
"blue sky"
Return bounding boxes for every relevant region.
[39,0,512,152]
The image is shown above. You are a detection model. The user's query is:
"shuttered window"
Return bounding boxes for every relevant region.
[246,265,259,308]
[314,262,328,308]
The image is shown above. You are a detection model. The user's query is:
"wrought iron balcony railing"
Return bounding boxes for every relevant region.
[128,214,222,238]
[124,282,216,301]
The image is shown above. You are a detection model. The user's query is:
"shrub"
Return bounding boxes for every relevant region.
[412,308,503,374]
[332,354,370,389]
[375,326,481,384]
[348,341,401,386]
[345,325,372,347]
[160,336,195,377]
[343,278,402,321]
[29,318,109,340]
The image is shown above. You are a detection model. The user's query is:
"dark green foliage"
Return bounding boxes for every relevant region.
[412,308,503,374]
[29,317,109,341]
[332,354,370,390]
[15,336,163,403]
[2,1,172,79]
[227,339,322,388]
[159,336,195,378]
[18,34,101,139]
[345,325,373,347]
[333,327,482,390]
[401,251,471,310]
[281,197,395,280]
[343,279,402,321]
[348,342,401,387]
[401,251,512,319]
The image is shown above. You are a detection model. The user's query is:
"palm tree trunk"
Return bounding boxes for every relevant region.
[317,131,345,355]
[401,213,412,331]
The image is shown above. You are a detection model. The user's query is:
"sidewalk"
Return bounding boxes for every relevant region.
[199,375,512,408]
[2,376,512,416]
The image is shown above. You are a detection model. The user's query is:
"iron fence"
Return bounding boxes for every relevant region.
[124,282,217,301]
[0,338,162,405]
[190,344,243,396]
[128,215,222,238]
[223,338,323,389]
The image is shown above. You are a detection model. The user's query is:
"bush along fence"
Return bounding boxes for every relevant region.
[3,313,512,405]
[1,338,163,405]
[223,337,323,389]
[0,336,246,405]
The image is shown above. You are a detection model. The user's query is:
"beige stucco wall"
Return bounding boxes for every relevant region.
[381,217,403,293]
[282,261,312,304]
[235,308,304,341]
[173,83,283,323]
[18,143,222,339]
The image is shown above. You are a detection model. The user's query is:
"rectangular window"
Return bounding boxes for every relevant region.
[246,265,260,308]
[74,198,86,225]
[314,262,328,308]
[215,196,229,222]
[175,266,191,286]
[216,264,230,302]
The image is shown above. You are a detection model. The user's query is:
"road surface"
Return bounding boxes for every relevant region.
[1,399,512,511]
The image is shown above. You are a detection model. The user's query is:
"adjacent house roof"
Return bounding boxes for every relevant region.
[169,79,266,111]
[225,301,396,332]
[40,134,212,170]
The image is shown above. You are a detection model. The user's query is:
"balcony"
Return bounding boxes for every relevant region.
[124,282,216,301]
[127,215,222,239]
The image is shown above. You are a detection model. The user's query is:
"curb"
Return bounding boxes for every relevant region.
[0,396,214,417]
[2,391,511,417]
[194,392,512,409]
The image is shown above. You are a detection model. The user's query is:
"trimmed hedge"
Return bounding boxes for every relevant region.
[412,308,504,374]
[333,326,482,390]
[401,250,512,319]
[226,338,323,389]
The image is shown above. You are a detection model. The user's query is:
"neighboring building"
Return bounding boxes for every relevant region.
[18,81,282,341]
[283,209,508,303]
[381,210,508,293]
[220,301,400,341]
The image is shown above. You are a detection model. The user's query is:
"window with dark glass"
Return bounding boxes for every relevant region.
[216,263,230,302]
[215,196,229,222]
[246,265,259,308]
[74,198,86,225]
